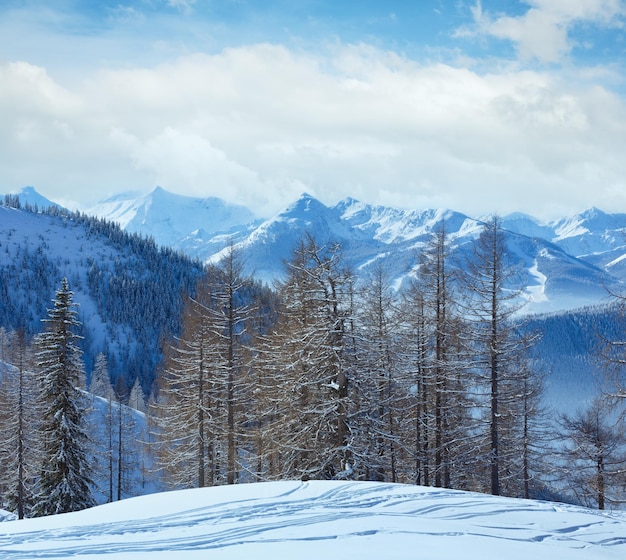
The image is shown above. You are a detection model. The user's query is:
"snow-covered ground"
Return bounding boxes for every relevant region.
[1,480,625,559]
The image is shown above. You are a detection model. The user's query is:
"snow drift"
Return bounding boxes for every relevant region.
[1,480,625,559]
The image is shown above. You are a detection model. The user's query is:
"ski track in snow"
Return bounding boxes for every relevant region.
[1,481,626,559]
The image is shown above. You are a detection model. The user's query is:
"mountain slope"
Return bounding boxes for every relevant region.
[503,207,626,277]
[222,195,618,312]
[2,481,625,559]
[0,203,204,391]
[6,186,60,211]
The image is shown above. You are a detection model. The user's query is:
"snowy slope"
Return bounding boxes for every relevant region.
[0,205,118,346]
[503,207,626,277]
[223,195,617,312]
[0,203,203,388]
[208,192,388,283]
[1,481,625,559]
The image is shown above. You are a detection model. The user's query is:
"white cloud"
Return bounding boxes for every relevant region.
[166,0,197,14]
[466,0,626,63]
[1,43,626,218]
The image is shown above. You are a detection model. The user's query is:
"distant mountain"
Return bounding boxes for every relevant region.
[12,186,60,211]
[87,186,260,251]
[8,186,625,314]
[503,207,626,277]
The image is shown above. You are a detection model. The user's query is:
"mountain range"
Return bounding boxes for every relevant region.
[81,186,626,315]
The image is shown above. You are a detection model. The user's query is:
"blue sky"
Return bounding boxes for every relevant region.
[1,0,625,218]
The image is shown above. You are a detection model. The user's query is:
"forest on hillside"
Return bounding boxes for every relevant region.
[2,213,626,519]
[0,196,204,392]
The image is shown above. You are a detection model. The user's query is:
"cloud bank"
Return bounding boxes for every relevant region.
[0,2,625,219]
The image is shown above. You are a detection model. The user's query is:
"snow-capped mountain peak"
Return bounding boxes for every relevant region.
[87,187,258,249]
[13,186,60,211]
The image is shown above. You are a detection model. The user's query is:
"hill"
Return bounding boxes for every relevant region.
[1,480,625,559]
[0,202,204,391]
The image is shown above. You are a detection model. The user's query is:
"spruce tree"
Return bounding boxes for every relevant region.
[32,278,95,516]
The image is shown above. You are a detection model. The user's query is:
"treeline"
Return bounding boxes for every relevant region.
[153,222,626,509]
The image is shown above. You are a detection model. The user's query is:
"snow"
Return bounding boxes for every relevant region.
[526,258,548,304]
[606,252,626,269]
[1,481,625,559]
[21,185,623,314]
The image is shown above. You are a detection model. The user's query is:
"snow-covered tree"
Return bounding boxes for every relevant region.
[90,353,117,503]
[32,278,95,516]
[152,289,214,489]
[269,235,352,480]
[207,244,253,484]
[0,328,42,518]
[461,217,539,496]
[557,398,626,509]
[353,264,404,482]
[154,248,258,488]
[399,223,474,489]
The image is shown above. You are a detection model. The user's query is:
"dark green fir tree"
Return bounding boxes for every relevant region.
[32,278,95,516]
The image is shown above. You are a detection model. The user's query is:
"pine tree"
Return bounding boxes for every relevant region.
[32,278,95,516]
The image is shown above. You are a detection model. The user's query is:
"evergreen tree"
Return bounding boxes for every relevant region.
[32,278,95,516]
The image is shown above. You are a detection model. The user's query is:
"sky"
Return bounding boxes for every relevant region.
[1,0,625,219]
